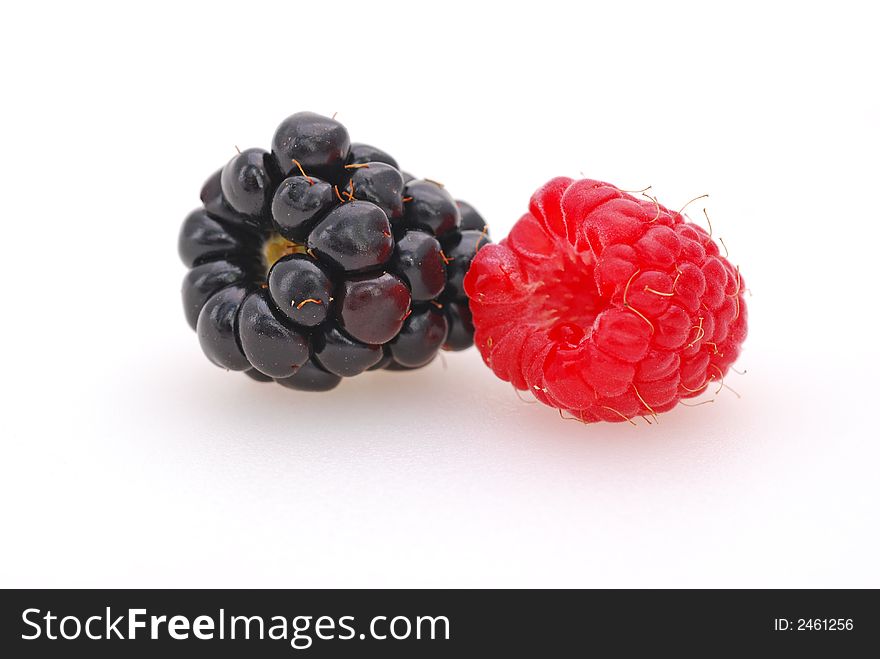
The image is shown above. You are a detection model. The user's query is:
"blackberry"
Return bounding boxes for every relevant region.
[307,200,394,272]
[337,271,412,345]
[276,358,342,392]
[244,368,273,383]
[390,308,449,368]
[182,259,250,329]
[443,301,476,351]
[178,208,252,268]
[348,143,399,169]
[270,175,335,242]
[404,180,460,237]
[313,325,384,377]
[220,148,279,219]
[392,230,446,301]
[267,254,333,327]
[457,200,487,233]
[196,285,251,371]
[200,168,256,229]
[178,111,490,391]
[271,111,350,184]
[441,229,489,299]
[347,162,405,221]
[238,290,309,378]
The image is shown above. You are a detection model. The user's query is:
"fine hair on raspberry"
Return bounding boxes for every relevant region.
[463,177,748,424]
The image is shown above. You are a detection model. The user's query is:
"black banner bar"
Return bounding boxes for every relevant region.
[1,589,876,656]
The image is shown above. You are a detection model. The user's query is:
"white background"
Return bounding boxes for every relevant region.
[1,1,877,588]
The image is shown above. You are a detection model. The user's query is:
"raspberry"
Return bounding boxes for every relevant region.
[179,111,490,391]
[463,177,747,423]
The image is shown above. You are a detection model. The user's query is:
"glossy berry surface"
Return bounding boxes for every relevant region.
[338,272,411,345]
[180,111,489,391]
[307,200,394,272]
[390,308,449,367]
[178,208,252,268]
[196,285,251,371]
[457,200,487,233]
[348,143,399,169]
[348,162,405,220]
[443,301,475,351]
[271,111,350,183]
[275,359,342,392]
[442,229,490,299]
[220,148,277,218]
[244,368,273,383]
[367,347,393,371]
[404,180,460,237]
[392,230,446,301]
[271,176,335,242]
[201,168,256,229]
[313,325,384,376]
[268,254,333,327]
[238,290,309,378]
[182,259,250,329]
